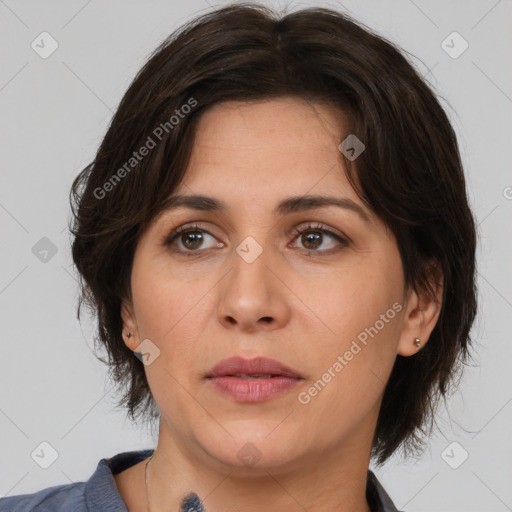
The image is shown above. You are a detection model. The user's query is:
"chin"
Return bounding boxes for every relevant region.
[195,425,305,472]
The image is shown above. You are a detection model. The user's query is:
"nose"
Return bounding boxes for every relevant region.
[216,242,291,333]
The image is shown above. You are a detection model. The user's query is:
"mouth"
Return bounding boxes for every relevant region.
[205,356,303,380]
[205,356,304,403]
[223,374,283,379]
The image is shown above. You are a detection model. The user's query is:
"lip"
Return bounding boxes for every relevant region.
[206,356,303,379]
[205,356,303,403]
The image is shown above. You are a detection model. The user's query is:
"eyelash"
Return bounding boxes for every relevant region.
[162,222,349,257]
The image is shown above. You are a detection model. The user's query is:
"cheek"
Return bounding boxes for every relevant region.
[298,286,402,444]
[132,261,218,365]
[313,258,402,341]
[304,250,403,385]
[131,249,188,330]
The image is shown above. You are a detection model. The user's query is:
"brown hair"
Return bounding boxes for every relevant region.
[69,2,478,465]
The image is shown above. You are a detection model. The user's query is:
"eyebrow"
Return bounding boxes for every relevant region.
[159,193,371,223]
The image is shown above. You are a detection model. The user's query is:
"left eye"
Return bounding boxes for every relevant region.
[290,223,348,253]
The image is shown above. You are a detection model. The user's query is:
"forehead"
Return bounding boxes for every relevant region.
[148,98,380,231]
[190,97,344,155]
[176,97,357,200]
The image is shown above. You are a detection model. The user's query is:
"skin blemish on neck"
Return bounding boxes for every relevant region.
[180,491,205,512]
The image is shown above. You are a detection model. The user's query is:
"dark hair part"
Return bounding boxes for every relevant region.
[69,2,478,464]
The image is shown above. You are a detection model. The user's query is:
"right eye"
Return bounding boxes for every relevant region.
[163,224,224,255]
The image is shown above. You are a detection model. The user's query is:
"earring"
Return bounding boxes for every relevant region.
[126,332,133,339]
[414,337,421,349]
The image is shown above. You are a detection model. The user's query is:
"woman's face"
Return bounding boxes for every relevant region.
[121,97,431,472]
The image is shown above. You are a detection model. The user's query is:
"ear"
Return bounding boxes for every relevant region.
[397,261,443,356]
[120,298,140,352]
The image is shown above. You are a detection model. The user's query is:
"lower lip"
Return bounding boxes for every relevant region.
[206,376,301,402]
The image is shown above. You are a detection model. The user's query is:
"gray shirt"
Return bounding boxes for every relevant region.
[0,449,403,511]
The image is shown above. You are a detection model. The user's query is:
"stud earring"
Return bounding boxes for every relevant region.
[414,337,421,348]
[126,332,133,339]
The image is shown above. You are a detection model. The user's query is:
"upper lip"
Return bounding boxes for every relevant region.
[206,356,303,379]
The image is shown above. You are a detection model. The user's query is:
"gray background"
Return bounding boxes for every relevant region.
[1,0,511,510]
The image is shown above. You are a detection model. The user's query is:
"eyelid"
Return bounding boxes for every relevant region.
[292,221,351,244]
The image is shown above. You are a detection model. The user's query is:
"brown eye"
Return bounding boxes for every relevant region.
[300,231,322,250]
[163,224,223,255]
[291,223,349,255]
[179,230,205,250]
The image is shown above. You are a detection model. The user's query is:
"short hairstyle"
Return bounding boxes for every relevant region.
[69,2,478,465]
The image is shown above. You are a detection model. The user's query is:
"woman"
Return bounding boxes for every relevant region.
[0,2,477,511]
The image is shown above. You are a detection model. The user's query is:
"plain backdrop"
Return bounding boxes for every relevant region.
[0,1,511,510]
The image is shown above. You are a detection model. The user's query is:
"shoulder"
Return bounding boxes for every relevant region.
[0,449,153,512]
[0,482,86,511]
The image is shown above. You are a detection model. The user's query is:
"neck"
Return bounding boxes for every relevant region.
[145,420,374,512]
